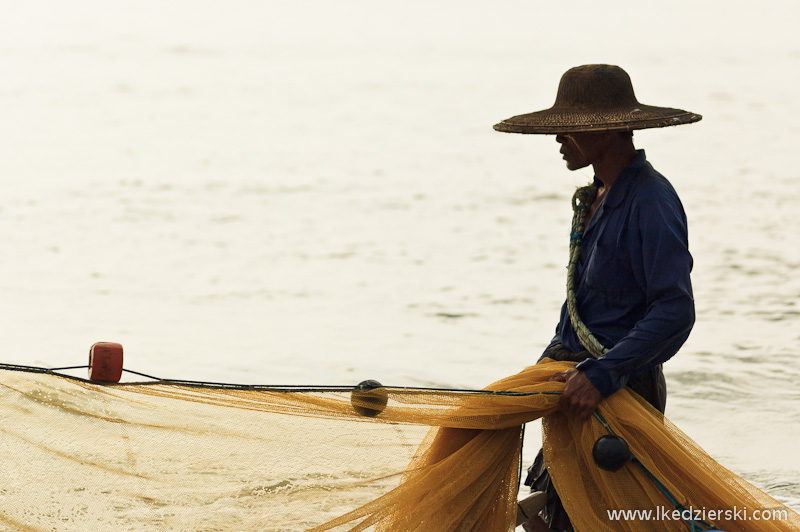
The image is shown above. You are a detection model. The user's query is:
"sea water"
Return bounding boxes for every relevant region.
[1,0,799,511]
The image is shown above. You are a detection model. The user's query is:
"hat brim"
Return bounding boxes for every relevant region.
[493,103,702,134]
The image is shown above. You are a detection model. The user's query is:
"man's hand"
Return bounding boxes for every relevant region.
[550,369,602,419]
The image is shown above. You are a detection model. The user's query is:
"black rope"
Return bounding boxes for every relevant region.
[0,362,563,396]
[50,365,91,371]
[518,423,527,488]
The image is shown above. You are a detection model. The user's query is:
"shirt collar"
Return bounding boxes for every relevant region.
[596,149,647,209]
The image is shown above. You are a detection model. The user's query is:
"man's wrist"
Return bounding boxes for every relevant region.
[574,359,623,397]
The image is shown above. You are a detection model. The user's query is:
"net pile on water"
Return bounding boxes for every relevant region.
[1,360,798,532]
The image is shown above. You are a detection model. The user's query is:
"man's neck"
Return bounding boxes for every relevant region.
[591,143,637,189]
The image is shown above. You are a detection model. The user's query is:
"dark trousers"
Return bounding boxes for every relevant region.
[524,344,667,531]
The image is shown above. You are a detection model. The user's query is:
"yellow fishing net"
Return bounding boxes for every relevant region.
[0,360,798,531]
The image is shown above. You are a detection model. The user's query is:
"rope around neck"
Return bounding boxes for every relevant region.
[567,184,609,359]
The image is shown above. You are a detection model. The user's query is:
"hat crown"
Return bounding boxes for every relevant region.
[552,64,639,110]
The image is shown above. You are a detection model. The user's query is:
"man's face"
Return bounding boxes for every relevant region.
[555,132,611,171]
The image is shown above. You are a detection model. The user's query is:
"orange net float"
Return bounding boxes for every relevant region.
[88,342,124,383]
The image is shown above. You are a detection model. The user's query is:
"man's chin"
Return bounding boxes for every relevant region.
[565,161,590,171]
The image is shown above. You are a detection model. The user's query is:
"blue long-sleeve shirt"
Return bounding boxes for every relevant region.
[543,150,695,397]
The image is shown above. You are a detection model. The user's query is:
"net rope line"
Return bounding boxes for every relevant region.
[0,362,560,396]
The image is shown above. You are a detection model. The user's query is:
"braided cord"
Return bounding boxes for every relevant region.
[567,184,609,359]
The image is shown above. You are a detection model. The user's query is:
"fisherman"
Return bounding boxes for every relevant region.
[494,64,701,531]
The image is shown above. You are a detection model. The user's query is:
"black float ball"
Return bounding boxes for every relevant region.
[351,380,389,417]
[592,435,630,472]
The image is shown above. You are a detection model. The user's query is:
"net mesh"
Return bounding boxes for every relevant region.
[0,360,798,531]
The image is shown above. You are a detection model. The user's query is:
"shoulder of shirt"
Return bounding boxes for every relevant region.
[626,158,682,207]
[605,152,681,209]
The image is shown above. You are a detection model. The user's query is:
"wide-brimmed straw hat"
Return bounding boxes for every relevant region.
[493,64,701,134]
